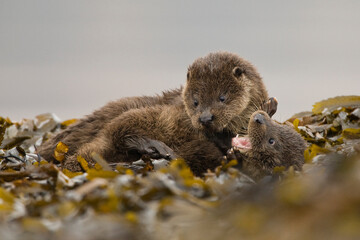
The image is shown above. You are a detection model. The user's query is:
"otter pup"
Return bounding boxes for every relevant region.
[231,110,306,180]
[40,52,274,176]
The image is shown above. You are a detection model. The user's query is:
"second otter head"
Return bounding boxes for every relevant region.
[232,110,306,178]
[182,52,268,133]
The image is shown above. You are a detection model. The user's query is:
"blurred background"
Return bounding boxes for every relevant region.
[1,0,359,122]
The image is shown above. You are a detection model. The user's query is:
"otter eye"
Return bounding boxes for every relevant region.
[219,95,226,102]
[194,99,199,107]
[232,66,244,78]
[269,138,275,145]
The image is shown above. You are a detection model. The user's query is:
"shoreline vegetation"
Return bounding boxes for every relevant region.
[1,95,360,240]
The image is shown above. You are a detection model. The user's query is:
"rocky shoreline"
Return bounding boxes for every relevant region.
[0,96,360,240]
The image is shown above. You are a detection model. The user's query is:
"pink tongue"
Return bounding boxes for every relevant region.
[232,136,252,149]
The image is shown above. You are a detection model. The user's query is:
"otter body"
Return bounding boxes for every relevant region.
[64,104,225,175]
[38,88,183,161]
[232,110,306,180]
[39,52,271,176]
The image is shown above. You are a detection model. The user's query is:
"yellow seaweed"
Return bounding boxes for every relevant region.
[0,187,15,204]
[58,201,77,218]
[62,169,83,178]
[304,144,331,163]
[91,152,111,171]
[276,178,307,206]
[77,155,90,171]
[273,166,286,173]
[86,169,118,180]
[98,188,119,212]
[21,217,47,232]
[312,96,360,114]
[0,187,15,211]
[342,128,360,139]
[54,141,69,162]
[125,211,138,224]
[61,119,78,128]
[224,159,238,169]
[32,159,49,166]
[293,118,300,133]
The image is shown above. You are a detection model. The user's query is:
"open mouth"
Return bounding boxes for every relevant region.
[232,134,252,152]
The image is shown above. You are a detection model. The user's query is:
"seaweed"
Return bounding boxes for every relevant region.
[0,96,359,240]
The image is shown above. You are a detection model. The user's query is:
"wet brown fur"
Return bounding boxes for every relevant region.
[234,110,306,180]
[66,104,225,175]
[38,89,182,161]
[39,52,269,176]
[183,52,268,136]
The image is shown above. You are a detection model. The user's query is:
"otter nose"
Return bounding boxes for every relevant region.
[254,113,265,124]
[199,113,214,125]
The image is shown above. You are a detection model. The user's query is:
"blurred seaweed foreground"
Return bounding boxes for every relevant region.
[1,96,360,240]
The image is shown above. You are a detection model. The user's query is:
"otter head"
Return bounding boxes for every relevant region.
[182,52,268,134]
[232,110,306,173]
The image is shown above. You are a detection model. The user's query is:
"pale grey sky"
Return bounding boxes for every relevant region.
[1,0,359,121]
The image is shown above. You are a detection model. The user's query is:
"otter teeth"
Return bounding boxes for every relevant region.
[232,135,252,152]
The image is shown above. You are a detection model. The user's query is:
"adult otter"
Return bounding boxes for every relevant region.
[40,52,275,176]
[231,110,306,180]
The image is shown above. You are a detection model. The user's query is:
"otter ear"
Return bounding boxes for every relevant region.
[232,66,244,78]
[187,70,191,81]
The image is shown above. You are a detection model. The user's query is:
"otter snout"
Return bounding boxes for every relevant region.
[199,111,214,125]
[253,113,265,124]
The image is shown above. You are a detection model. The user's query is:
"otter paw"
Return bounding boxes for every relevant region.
[138,138,177,160]
[226,148,244,169]
[226,148,237,161]
[263,97,278,118]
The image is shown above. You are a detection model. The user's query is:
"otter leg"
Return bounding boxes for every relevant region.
[62,106,178,171]
[263,97,278,117]
[125,137,177,160]
[62,136,111,171]
[107,107,178,161]
[62,116,177,172]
